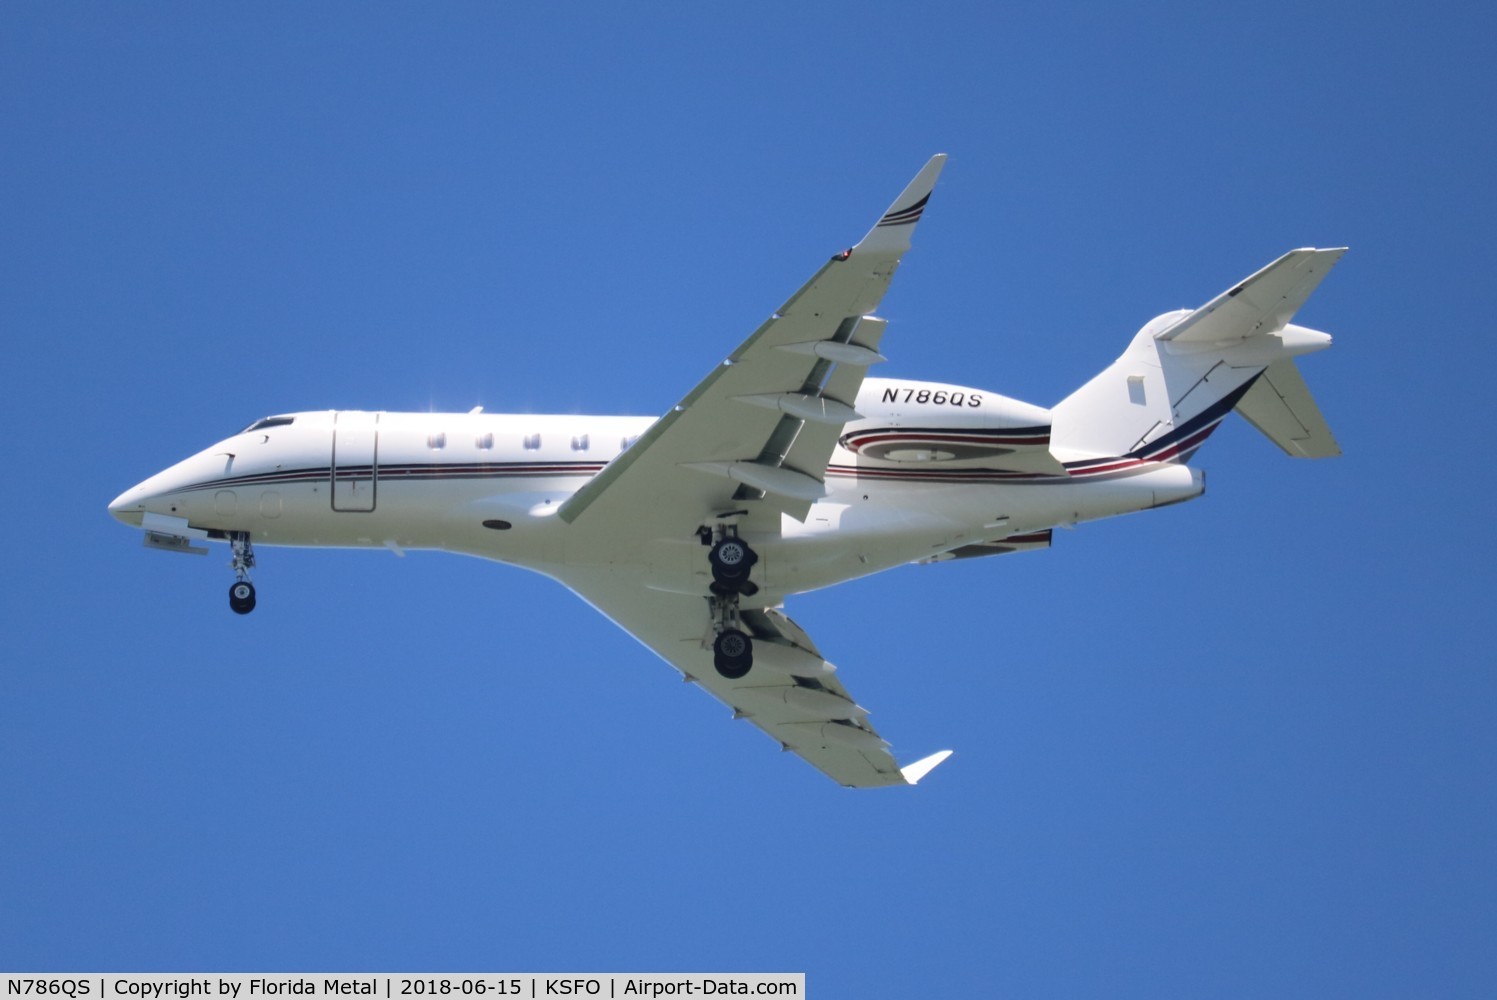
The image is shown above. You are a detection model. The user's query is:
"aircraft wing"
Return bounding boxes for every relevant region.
[558,155,947,538]
[556,567,953,788]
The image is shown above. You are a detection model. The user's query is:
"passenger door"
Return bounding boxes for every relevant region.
[331,411,379,511]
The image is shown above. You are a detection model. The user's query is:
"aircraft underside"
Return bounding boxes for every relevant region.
[135,458,1201,599]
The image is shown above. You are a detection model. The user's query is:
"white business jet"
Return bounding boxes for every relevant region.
[109,155,1344,787]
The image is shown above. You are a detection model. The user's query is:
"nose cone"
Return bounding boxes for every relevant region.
[109,482,150,526]
[108,455,208,527]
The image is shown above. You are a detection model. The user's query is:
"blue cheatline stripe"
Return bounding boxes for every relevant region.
[1126,374,1260,461]
[877,194,929,227]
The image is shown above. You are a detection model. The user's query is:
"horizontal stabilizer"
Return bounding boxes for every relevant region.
[1235,359,1341,458]
[1160,248,1346,344]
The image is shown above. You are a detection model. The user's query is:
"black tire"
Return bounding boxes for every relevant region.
[229,581,256,615]
[708,537,758,586]
[713,628,753,679]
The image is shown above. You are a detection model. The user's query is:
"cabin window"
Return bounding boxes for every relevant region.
[523,434,541,451]
[571,434,590,451]
[476,432,494,450]
[428,432,447,450]
[621,435,639,450]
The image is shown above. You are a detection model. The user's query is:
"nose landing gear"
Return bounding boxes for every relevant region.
[228,531,257,615]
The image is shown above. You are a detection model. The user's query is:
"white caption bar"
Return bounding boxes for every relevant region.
[3,976,804,1000]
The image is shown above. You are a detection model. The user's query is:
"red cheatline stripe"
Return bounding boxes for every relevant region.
[843,430,1051,450]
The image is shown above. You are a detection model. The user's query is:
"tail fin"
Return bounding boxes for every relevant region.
[1050,248,1344,463]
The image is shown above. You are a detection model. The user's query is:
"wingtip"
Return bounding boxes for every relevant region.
[915,153,949,188]
[853,156,949,254]
[1290,246,1349,260]
[900,749,954,785]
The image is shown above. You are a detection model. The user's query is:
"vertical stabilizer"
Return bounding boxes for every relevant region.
[1050,249,1344,463]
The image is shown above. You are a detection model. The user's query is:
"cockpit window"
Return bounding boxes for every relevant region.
[241,415,296,433]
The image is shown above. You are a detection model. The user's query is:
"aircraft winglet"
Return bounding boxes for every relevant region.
[853,154,948,256]
[900,749,954,785]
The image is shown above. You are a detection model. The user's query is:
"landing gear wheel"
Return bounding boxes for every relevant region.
[713,628,753,679]
[229,580,257,615]
[708,537,758,591]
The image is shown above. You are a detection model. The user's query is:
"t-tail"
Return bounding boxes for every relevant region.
[1050,248,1346,466]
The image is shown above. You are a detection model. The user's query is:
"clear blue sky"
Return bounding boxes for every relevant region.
[4,2,1495,995]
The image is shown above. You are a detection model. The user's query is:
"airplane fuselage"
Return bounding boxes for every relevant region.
[110,376,1203,598]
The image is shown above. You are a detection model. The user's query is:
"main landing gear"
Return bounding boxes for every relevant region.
[228,531,257,615]
[713,616,753,680]
[703,523,758,678]
[708,535,759,597]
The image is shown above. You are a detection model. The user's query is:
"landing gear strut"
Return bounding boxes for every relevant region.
[228,531,257,615]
